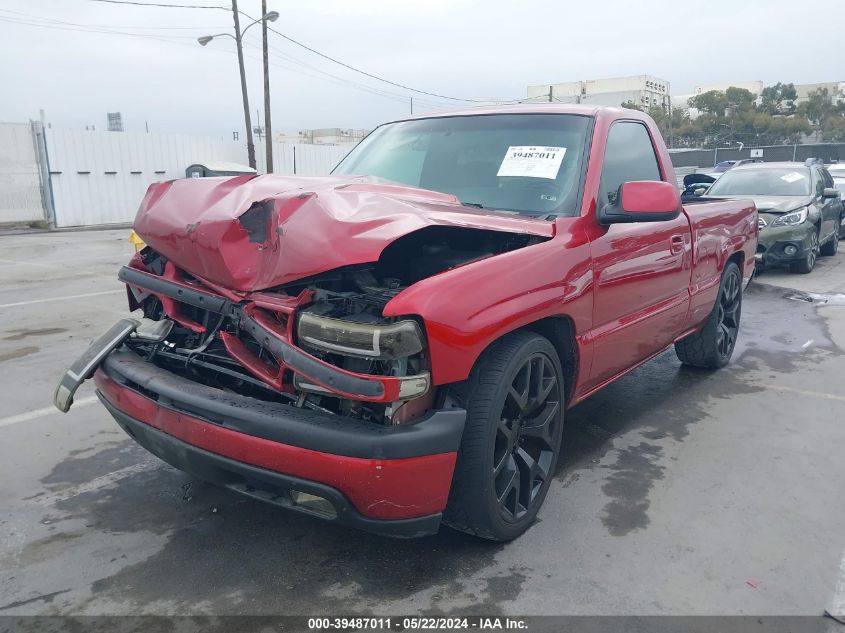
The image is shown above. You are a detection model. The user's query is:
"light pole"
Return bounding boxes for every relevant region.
[262,0,273,173]
[198,3,279,171]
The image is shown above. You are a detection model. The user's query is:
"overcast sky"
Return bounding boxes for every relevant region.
[1,0,842,137]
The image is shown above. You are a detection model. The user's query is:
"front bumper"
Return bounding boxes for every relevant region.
[756,226,815,266]
[94,349,466,537]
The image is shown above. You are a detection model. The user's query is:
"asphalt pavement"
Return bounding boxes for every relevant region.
[1,228,844,617]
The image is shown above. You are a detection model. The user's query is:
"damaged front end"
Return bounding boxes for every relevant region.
[52,174,553,535]
[118,222,540,426]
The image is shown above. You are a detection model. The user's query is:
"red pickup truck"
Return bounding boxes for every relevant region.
[55,105,757,541]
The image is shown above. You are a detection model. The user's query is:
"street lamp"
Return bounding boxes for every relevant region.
[198,4,279,171]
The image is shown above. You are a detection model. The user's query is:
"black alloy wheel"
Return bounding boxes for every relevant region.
[494,352,560,522]
[443,331,565,541]
[715,267,741,360]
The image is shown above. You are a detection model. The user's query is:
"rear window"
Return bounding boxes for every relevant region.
[707,167,812,196]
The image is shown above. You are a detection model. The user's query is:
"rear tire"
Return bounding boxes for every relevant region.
[675,262,742,369]
[443,331,564,541]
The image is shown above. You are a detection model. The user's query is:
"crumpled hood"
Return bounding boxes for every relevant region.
[133,174,555,292]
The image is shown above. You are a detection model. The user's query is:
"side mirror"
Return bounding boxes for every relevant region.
[599,181,681,225]
[693,186,708,197]
[822,187,840,199]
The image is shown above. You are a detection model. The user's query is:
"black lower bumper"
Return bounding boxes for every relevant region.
[101,350,466,460]
[101,396,444,538]
[756,240,812,266]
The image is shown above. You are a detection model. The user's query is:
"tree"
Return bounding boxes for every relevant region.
[760,82,797,114]
[688,90,728,116]
[688,88,756,117]
[724,87,757,114]
[620,100,642,111]
[797,88,835,124]
[821,112,845,142]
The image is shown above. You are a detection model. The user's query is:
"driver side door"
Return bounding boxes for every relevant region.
[585,121,692,391]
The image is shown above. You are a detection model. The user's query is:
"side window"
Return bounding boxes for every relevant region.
[813,168,826,196]
[821,168,834,188]
[600,121,661,206]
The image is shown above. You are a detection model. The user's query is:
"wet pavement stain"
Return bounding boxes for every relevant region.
[0,346,39,362]
[10,278,839,614]
[2,327,68,341]
[555,281,834,537]
[40,441,146,489]
[36,462,506,614]
[600,443,664,536]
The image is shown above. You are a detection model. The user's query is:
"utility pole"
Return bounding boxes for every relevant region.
[548,85,553,103]
[262,0,273,173]
[231,0,256,169]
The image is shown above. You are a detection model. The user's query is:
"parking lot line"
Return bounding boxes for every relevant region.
[32,460,158,506]
[0,290,123,309]
[0,396,97,429]
[763,384,845,403]
[0,257,64,270]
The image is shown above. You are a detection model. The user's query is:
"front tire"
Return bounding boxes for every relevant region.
[443,331,564,541]
[790,230,819,273]
[675,262,742,369]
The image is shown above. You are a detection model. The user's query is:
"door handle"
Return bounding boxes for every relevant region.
[670,235,685,254]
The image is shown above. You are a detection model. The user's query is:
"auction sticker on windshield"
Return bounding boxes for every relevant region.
[781,172,805,183]
[497,146,566,179]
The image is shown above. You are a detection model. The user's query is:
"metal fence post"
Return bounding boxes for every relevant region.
[31,120,56,228]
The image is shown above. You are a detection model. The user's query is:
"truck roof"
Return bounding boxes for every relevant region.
[388,103,615,124]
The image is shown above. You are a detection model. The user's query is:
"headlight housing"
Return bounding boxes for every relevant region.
[297,313,424,360]
[771,207,808,227]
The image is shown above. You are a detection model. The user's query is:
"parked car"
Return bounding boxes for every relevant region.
[706,160,842,273]
[54,105,757,541]
[835,177,845,238]
[681,172,717,201]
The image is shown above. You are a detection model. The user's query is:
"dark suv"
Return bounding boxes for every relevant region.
[706,160,843,273]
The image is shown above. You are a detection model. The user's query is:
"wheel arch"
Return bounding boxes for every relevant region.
[727,249,744,271]
[456,315,578,406]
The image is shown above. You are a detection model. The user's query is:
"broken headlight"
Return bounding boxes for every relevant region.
[297,313,424,360]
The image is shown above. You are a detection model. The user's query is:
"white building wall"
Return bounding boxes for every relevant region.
[45,128,350,228]
[46,128,244,227]
[526,75,670,108]
[0,122,45,224]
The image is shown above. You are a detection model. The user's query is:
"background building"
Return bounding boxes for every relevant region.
[793,81,845,105]
[275,128,369,145]
[526,75,671,109]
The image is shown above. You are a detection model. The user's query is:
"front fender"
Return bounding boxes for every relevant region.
[383,225,594,386]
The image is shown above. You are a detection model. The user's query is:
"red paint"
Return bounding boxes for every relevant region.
[620,180,681,214]
[133,175,554,293]
[129,104,756,408]
[94,370,457,520]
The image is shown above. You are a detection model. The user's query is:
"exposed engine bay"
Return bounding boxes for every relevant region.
[125,225,542,426]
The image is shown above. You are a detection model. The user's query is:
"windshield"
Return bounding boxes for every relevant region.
[707,167,812,196]
[332,113,591,216]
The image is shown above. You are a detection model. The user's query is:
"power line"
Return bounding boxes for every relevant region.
[86,0,228,9]
[80,0,517,104]
[0,15,195,43]
[258,17,515,104]
[0,7,220,28]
